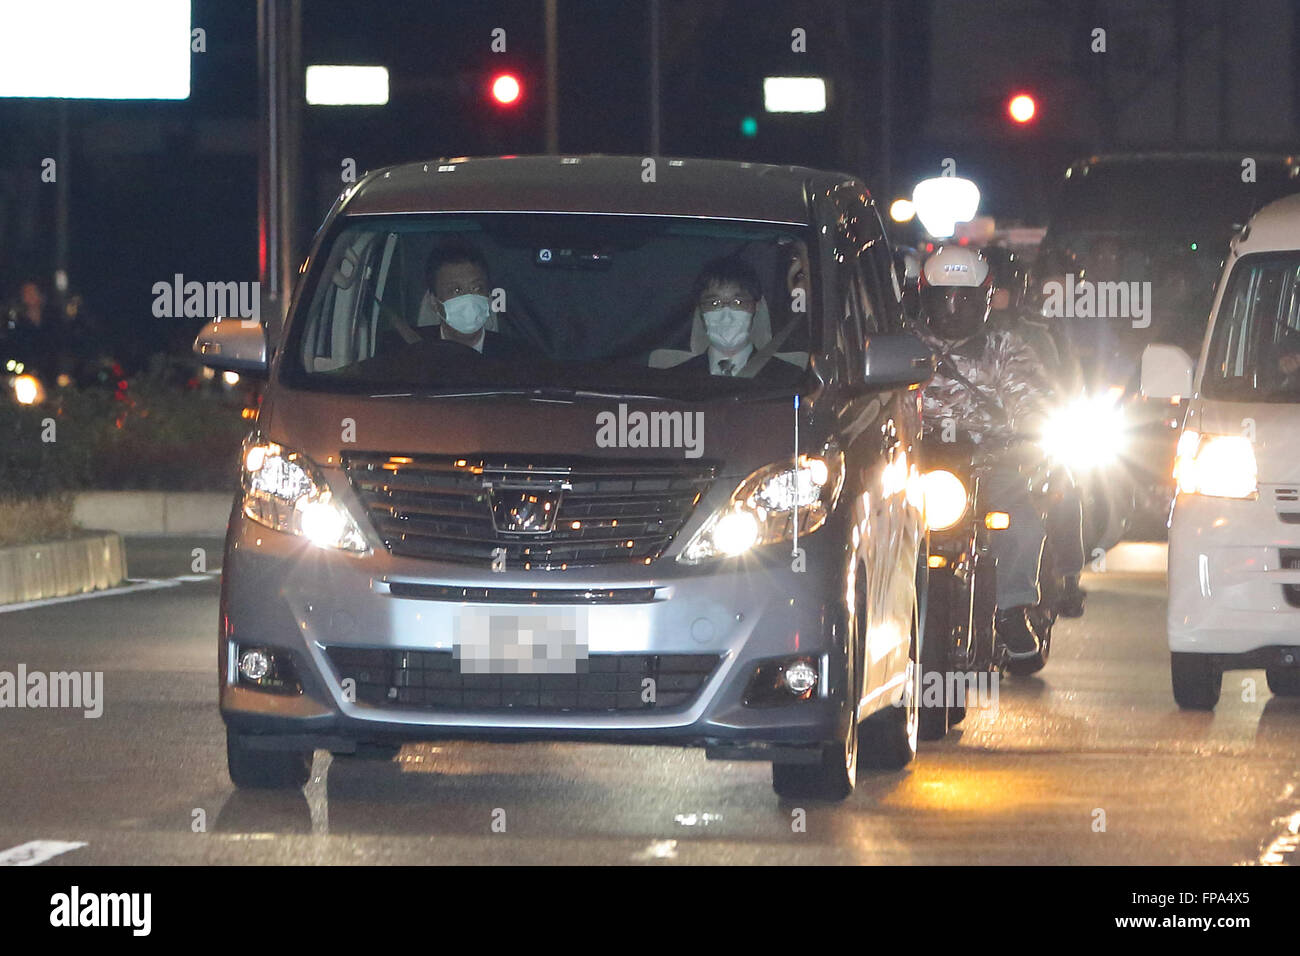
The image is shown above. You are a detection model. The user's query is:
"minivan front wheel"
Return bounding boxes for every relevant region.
[227,729,313,789]
[771,707,858,801]
[860,608,920,771]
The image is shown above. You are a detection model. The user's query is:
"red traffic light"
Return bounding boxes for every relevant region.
[490,73,521,105]
[1007,93,1036,124]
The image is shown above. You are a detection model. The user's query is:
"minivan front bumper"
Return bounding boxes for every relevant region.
[219,507,855,755]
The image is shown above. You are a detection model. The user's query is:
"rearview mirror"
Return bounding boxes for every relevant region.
[193,318,268,375]
[1140,343,1194,399]
[862,333,935,388]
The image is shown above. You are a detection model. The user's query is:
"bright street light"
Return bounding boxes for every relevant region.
[305,65,390,106]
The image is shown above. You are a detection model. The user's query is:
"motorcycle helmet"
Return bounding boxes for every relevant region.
[919,245,993,343]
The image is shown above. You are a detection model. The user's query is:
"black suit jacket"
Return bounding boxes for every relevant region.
[673,351,803,385]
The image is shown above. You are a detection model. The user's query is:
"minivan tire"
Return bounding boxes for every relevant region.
[771,719,857,801]
[1171,653,1221,710]
[1266,667,1300,696]
[227,729,313,789]
[859,616,920,771]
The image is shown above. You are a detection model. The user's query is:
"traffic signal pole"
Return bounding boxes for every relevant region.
[649,0,661,156]
[257,0,302,342]
[545,0,558,153]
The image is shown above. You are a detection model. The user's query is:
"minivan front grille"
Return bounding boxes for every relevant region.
[342,454,716,569]
[324,647,721,713]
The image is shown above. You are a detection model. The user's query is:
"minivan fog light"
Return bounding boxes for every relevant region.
[238,648,271,681]
[783,660,818,695]
[744,655,821,706]
[235,646,302,694]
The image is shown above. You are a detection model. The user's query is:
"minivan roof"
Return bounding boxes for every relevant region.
[339,154,858,224]
[1238,193,1300,254]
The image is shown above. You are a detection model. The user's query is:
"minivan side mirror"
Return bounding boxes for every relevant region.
[1140,343,1194,399]
[862,333,935,388]
[193,318,269,375]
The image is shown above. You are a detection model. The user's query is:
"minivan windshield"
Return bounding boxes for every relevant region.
[284,214,816,400]
[1202,254,1300,402]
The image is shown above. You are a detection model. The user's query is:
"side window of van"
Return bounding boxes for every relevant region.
[1204,255,1300,398]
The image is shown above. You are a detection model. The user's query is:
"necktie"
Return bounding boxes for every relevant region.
[718,359,735,376]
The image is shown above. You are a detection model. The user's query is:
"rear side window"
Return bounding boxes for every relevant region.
[1202,254,1300,402]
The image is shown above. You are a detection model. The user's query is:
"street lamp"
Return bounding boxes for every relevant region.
[911,177,981,239]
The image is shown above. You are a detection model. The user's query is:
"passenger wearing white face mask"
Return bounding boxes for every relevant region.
[655,258,803,383]
[399,242,514,358]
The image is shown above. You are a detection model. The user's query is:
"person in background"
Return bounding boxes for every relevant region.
[3,279,67,380]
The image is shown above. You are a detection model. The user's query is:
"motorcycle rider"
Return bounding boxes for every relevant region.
[987,250,1088,617]
[913,245,1059,659]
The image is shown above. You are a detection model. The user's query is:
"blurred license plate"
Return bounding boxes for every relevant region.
[453,607,589,675]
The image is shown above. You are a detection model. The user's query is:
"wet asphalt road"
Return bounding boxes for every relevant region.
[0,537,1296,865]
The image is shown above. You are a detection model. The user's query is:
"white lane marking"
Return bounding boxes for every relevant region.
[1259,810,1300,865]
[0,571,220,615]
[0,840,87,866]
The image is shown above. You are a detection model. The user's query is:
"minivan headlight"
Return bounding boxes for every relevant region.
[241,438,370,552]
[1173,430,1258,499]
[677,452,844,564]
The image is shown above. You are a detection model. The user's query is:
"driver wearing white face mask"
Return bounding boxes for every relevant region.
[411,242,514,358]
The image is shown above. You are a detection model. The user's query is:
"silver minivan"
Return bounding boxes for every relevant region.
[195,156,934,799]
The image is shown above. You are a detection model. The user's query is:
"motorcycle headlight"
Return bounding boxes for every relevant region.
[1174,430,1258,499]
[921,469,968,531]
[241,438,370,552]
[677,452,844,564]
[1041,390,1128,470]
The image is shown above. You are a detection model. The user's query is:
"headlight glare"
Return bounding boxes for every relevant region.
[1041,391,1128,470]
[242,439,369,552]
[922,469,968,531]
[1174,431,1257,499]
[678,452,844,564]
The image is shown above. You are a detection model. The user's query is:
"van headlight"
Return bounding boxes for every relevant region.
[241,439,370,552]
[677,452,844,564]
[1173,430,1258,499]
[921,469,968,530]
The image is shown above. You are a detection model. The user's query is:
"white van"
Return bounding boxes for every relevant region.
[1142,193,1300,709]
